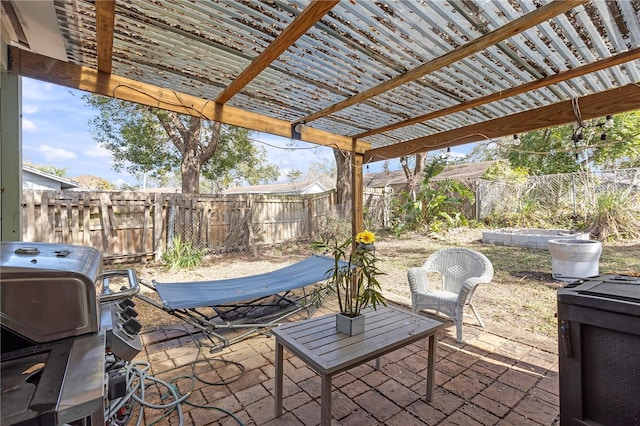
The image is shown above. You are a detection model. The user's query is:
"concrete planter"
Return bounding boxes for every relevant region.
[336,313,365,336]
[548,239,602,281]
[482,228,589,249]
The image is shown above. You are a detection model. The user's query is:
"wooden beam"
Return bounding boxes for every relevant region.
[95,0,116,74]
[215,0,338,104]
[9,46,369,154]
[355,47,640,139]
[301,0,589,125]
[364,83,640,163]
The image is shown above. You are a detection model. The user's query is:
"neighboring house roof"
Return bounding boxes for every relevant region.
[223,181,327,195]
[22,165,79,190]
[431,161,497,180]
[364,161,497,188]
[363,170,407,188]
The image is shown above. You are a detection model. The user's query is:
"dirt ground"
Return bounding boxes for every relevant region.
[129,228,638,345]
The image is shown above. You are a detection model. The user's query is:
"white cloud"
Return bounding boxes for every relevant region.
[84,144,112,159]
[23,104,39,114]
[22,118,37,133]
[22,79,58,102]
[37,144,77,161]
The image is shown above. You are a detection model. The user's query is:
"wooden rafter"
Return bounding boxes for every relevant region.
[355,47,640,139]
[95,0,116,74]
[364,83,640,163]
[300,0,589,125]
[8,46,370,154]
[215,0,338,104]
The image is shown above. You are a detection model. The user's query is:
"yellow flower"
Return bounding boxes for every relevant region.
[355,230,375,245]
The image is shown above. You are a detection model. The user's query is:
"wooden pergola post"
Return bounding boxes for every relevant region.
[350,141,365,304]
[351,141,364,238]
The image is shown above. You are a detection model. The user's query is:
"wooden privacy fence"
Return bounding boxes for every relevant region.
[21,190,338,261]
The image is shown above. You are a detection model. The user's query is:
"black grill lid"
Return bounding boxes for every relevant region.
[558,275,640,316]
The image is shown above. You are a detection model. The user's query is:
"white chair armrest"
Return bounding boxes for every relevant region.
[458,275,491,305]
[407,267,429,294]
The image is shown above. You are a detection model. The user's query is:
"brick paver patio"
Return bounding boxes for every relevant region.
[131,296,559,425]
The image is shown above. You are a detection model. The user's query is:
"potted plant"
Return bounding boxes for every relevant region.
[315,230,386,335]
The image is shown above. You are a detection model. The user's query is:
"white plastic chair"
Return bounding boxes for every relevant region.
[407,247,494,343]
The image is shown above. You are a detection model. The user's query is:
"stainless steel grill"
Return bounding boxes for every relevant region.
[1,241,142,426]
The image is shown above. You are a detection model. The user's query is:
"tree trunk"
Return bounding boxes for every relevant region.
[334,148,352,215]
[400,153,426,201]
[156,113,222,195]
[181,153,200,194]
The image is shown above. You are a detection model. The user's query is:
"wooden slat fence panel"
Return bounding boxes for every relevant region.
[21,189,337,261]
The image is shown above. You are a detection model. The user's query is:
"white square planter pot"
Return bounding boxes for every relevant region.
[335,313,365,336]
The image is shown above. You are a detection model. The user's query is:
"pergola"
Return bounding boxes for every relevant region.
[2,0,640,238]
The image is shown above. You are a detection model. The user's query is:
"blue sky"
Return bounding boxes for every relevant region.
[20,77,469,187]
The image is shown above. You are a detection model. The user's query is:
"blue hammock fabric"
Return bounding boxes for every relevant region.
[154,254,343,310]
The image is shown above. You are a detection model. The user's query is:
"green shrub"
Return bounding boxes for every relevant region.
[162,235,206,270]
[583,190,640,241]
[388,158,475,236]
[314,212,352,243]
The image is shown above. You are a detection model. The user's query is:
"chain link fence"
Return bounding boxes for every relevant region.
[477,168,640,224]
[362,167,640,232]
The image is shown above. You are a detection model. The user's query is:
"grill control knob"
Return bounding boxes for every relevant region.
[122,318,142,337]
[119,299,135,309]
[119,306,139,320]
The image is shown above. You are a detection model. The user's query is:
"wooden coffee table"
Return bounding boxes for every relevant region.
[273,305,443,425]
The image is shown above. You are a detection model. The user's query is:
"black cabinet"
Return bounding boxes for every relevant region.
[557,275,640,426]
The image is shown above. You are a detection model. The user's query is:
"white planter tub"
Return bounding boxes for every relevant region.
[547,239,602,282]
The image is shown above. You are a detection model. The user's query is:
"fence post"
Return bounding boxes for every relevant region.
[23,190,36,241]
[99,193,117,255]
[141,194,150,257]
[39,191,51,242]
[307,196,313,240]
[82,192,92,247]
[167,196,176,249]
[475,180,480,221]
[153,194,164,261]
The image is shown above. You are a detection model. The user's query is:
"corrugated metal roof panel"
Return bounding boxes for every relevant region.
[30,0,638,153]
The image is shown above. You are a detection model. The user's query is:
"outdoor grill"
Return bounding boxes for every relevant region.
[557,274,640,426]
[1,241,142,426]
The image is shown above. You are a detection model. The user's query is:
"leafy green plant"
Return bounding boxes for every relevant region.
[388,158,475,236]
[161,235,206,270]
[482,160,529,183]
[314,230,386,317]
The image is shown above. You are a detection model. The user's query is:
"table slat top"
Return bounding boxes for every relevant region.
[272,305,443,374]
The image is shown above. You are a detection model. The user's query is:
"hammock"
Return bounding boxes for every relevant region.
[153,254,338,309]
[136,255,342,351]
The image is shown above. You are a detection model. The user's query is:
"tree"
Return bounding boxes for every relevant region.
[85,95,176,186]
[285,169,303,183]
[26,162,67,177]
[200,126,279,192]
[303,160,336,189]
[84,95,279,194]
[75,175,116,190]
[589,111,640,169]
[399,153,426,201]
